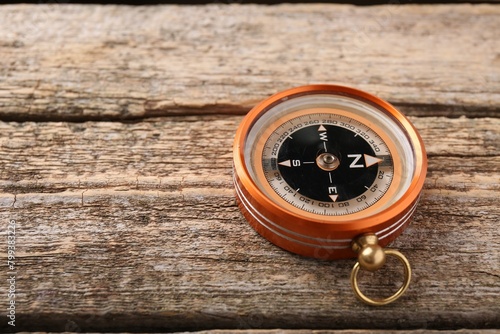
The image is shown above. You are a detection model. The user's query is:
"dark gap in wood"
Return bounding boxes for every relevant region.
[0,103,497,123]
[5,312,500,332]
[392,103,500,119]
[427,153,499,158]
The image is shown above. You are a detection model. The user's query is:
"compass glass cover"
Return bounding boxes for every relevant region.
[243,93,416,219]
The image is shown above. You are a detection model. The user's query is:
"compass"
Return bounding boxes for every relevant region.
[233,85,427,305]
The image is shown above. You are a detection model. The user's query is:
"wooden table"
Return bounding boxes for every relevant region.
[0,3,498,332]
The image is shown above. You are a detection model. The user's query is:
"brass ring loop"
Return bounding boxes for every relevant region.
[350,249,411,306]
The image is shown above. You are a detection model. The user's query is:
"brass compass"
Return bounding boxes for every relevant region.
[233,85,427,305]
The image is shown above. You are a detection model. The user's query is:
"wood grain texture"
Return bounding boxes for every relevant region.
[0,115,498,331]
[0,4,499,121]
[0,3,499,333]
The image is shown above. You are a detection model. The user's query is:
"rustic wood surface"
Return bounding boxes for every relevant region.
[1,3,499,121]
[0,3,499,332]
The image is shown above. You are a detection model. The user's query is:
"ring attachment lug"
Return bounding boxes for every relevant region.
[350,234,412,306]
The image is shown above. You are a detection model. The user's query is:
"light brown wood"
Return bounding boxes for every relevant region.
[0,3,498,332]
[0,4,499,121]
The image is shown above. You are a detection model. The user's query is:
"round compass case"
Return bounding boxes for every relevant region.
[233,85,427,260]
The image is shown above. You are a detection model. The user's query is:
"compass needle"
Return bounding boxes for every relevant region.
[233,85,427,305]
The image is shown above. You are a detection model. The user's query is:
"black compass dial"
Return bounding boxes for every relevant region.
[262,113,394,215]
[277,124,378,202]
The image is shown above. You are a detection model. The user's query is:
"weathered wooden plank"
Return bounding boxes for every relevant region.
[0,116,498,189]
[1,185,498,331]
[0,4,499,121]
[0,116,498,331]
